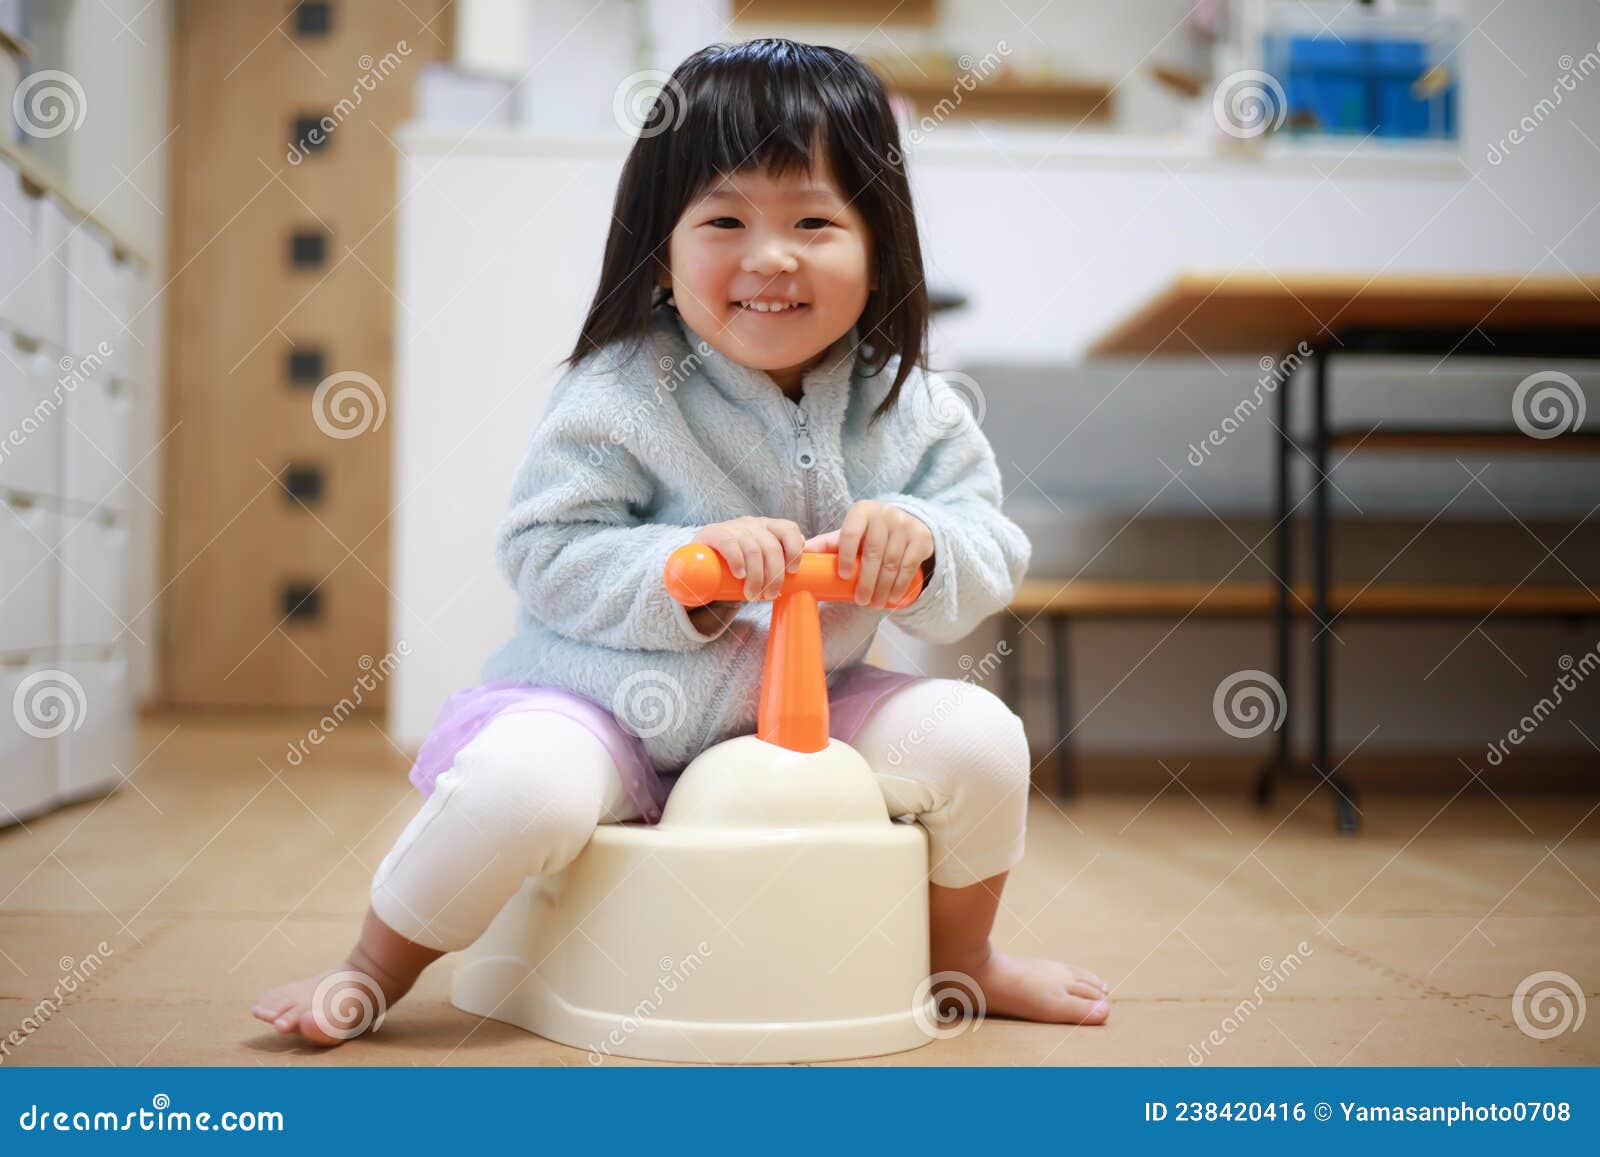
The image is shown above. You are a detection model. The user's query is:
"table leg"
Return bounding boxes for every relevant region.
[1050,614,1077,799]
[1259,348,1296,808]
[1311,348,1360,833]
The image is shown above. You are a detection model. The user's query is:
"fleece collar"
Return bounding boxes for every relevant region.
[668,305,861,418]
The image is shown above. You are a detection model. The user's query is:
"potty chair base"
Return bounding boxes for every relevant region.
[450,737,937,1064]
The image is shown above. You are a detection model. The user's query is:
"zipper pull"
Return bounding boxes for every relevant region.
[793,410,816,469]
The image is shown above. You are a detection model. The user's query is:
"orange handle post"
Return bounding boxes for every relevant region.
[664,544,925,753]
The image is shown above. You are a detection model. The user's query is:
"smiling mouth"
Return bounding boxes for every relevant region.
[734,301,809,314]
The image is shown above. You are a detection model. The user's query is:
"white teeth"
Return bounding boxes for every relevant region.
[739,301,802,312]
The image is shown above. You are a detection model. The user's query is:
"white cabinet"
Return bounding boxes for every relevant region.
[0,495,59,655]
[0,166,65,349]
[64,224,135,381]
[57,652,132,803]
[1,662,63,825]
[59,511,128,648]
[0,338,63,495]
[0,151,144,829]
[61,369,132,511]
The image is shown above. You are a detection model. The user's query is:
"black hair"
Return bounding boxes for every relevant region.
[567,38,930,420]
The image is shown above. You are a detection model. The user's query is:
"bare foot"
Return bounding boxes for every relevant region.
[933,949,1111,1025]
[251,908,443,1046]
[250,963,400,1047]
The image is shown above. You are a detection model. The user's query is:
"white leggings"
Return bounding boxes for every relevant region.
[370,679,1030,952]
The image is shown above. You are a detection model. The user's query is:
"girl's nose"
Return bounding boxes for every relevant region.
[740,241,799,276]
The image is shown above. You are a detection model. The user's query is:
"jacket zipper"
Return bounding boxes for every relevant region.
[791,404,817,534]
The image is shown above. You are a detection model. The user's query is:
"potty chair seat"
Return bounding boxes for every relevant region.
[449,546,937,1063]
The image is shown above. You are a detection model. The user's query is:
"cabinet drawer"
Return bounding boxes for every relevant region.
[0,495,59,656]
[61,370,132,511]
[57,652,131,803]
[65,226,133,375]
[60,512,128,648]
[0,660,66,827]
[0,339,63,496]
[0,165,66,348]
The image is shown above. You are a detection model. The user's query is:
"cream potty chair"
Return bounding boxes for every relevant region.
[449,545,937,1063]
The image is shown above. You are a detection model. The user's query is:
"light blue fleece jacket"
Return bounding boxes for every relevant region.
[480,304,1031,771]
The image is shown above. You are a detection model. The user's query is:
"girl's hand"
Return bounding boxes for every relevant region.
[693,516,806,600]
[804,500,933,609]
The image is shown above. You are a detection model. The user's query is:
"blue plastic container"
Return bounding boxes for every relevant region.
[1265,33,1456,140]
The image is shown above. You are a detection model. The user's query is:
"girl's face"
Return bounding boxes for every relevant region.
[660,151,875,394]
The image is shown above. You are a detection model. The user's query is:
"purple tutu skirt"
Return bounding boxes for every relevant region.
[407,664,925,825]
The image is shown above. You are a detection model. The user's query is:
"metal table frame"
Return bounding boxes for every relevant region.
[1257,325,1600,833]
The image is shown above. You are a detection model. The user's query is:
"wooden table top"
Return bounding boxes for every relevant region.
[1087,271,1600,357]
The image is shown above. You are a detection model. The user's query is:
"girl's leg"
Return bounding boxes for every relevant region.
[251,711,642,1045]
[847,678,1111,1025]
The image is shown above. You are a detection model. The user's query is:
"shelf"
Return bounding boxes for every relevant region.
[1323,428,1600,454]
[1011,579,1600,619]
[884,72,1114,125]
[733,0,934,25]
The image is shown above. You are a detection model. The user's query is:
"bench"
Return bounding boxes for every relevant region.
[1000,580,1600,799]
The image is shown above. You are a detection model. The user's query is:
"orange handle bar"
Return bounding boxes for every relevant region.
[664,545,923,608]
[663,543,925,754]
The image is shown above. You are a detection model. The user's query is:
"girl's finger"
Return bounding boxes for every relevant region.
[738,533,767,600]
[853,518,889,606]
[885,541,921,607]
[703,528,743,578]
[836,505,871,579]
[758,531,787,599]
[771,521,806,572]
[872,530,909,608]
[804,530,841,554]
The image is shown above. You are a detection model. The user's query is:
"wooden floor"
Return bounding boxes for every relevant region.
[1,712,1597,1066]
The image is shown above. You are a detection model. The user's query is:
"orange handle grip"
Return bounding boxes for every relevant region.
[664,544,923,608]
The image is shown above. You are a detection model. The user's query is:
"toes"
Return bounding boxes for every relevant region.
[251,994,295,1023]
[294,1009,346,1048]
[1054,993,1110,1025]
[1067,979,1104,1001]
[1075,968,1110,993]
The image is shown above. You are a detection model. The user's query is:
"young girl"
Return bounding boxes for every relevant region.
[252,38,1109,1047]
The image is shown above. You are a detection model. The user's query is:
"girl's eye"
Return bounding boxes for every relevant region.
[797,217,831,230]
[708,217,742,228]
